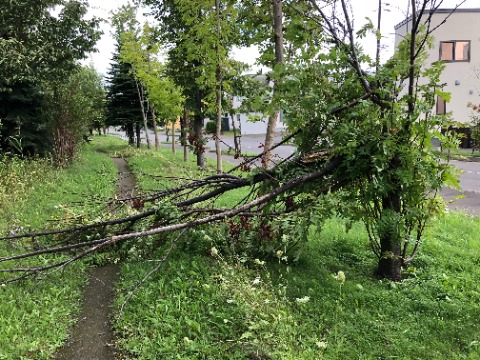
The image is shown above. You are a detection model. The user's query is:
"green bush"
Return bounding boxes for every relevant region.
[205,121,216,133]
[205,121,227,134]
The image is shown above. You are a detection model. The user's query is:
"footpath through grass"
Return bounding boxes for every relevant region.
[107,138,480,359]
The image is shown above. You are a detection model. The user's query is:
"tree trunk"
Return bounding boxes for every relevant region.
[263,0,284,169]
[135,80,151,149]
[150,105,160,150]
[171,121,176,154]
[214,0,223,174]
[126,122,135,146]
[135,123,141,148]
[377,234,402,281]
[193,113,205,169]
[181,107,188,162]
[193,90,206,169]
[377,187,403,281]
[230,113,241,155]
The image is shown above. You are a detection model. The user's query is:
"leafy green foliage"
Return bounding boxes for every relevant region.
[142,0,243,167]
[0,0,101,89]
[44,66,107,165]
[0,81,49,156]
[119,23,184,124]
[0,0,102,158]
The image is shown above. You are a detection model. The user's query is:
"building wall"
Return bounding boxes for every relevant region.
[232,111,286,135]
[395,9,480,124]
[229,87,286,135]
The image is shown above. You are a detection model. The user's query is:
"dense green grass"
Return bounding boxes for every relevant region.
[111,138,480,359]
[113,215,480,359]
[270,215,480,359]
[2,136,479,359]
[0,138,118,359]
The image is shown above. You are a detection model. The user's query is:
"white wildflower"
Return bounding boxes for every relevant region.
[334,270,346,284]
[316,340,328,349]
[295,296,311,304]
[251,276,261,286]
[204,234,212,242]
[210,246,218,257]
[254,258,266,266]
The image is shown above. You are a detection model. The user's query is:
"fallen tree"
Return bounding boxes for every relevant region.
[0,0,464,282]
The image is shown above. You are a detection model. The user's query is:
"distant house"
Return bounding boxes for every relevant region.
[395,8,480,125]
[206,74,286,135]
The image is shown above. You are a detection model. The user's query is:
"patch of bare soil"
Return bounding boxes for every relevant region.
[55,157,136,360]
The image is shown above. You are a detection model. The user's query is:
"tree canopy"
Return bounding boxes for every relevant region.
[0,0,102,159]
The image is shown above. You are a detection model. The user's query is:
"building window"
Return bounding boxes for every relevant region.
[440,40,470,62]
[436,96,446,115]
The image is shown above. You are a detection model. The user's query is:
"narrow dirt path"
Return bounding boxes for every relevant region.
[55,157,135,360]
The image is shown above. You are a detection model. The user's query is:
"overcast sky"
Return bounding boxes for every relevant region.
[82,0,475,76]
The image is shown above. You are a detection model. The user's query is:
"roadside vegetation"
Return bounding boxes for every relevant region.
[0,140,117,359]
[98,138,479,360]
[1,137,479,358]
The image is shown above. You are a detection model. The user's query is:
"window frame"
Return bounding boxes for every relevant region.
[436,96,446,115]
[439,40,471,62]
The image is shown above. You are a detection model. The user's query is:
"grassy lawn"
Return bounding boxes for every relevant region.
[110,138,480,359]
[1,136,479,359]
[113,216,480,359]
[0,137,118,359]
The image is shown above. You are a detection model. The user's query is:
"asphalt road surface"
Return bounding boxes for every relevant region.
[450,159,480,193]
[108,128,296,165]
[440,160,480,216]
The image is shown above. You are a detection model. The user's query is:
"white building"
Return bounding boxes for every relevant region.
[205,74,286,135]
[230,93,286,135]
[395,8,480,126]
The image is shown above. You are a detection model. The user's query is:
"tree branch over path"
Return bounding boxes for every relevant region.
[0,150,345,284]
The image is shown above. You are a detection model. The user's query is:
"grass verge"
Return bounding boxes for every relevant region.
[110,137,480,359]
[0,137,118,359]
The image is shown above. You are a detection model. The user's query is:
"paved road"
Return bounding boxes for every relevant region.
[108,128,296,166]
[107,128,480,215]
[204,133,296,163]
[450,159,480,193]
[440,159,480,216]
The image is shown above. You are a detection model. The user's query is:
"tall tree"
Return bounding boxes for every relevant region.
[214,0,223,173]
[111,4,152,149]
[0,0,101,157]
[141,0,240,169]
[120,23,184,151]
[106,50,143,146]
[278,0,458,279]
[262,0,284,168]
[239,0,322,167]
